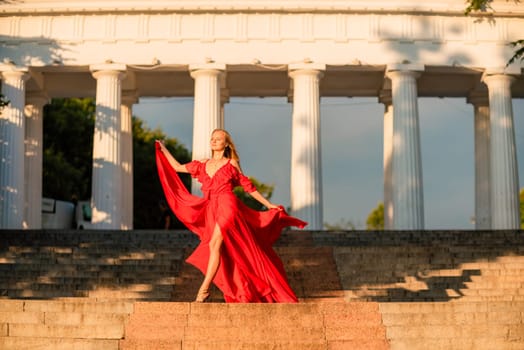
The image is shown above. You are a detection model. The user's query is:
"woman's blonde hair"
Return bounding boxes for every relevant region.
[212,129,240,162]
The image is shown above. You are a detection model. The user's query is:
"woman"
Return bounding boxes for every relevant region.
[155,129,307,303]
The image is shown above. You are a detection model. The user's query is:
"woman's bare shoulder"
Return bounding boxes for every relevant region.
[229,158,241,170]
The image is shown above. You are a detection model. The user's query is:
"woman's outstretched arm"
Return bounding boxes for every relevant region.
[248,190,282,210]
[230,159,282,211]
[156,140,189,173]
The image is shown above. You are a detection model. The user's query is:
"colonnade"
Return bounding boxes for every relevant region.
[0,62,521,230]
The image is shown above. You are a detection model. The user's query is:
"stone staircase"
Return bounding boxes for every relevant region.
[120,301,388,349]
[0,229,522,349]
[0,298,131,349]
[380,301,524,350]
[0,230,197,300]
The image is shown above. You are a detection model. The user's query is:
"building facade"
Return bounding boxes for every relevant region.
[0,0,523,230]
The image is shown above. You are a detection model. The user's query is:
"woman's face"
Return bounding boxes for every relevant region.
[210,130,227,152]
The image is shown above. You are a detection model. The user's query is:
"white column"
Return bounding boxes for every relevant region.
[483,73,520,229]
[380,90,394,230]
[220,88,229,128]
[386,64,425,230]
[24,94,49,229]
[90,64,126,229]
[0,67,29,229]
[288,63,325,230]
[467,93,491,229]
[121,92,137,230]
[189,63,225,195]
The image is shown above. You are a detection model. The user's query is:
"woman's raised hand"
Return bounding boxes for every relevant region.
[156,139,167,152]
[267,203,284,211]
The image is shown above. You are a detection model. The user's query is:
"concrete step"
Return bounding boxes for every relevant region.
[0,299,388,349]
[387,338,524,350]
[87,290,172,300]
[7,322,124,339]
[2,230,524,302]
[0,276,178,285]
[0,337,119,350]
[332,240,524,302]
[121,302,389,349]
[0,299,134,313]
[0,258,184,267]
[0,299,131,349]
[380,301,524,349]
[0,298,523,350]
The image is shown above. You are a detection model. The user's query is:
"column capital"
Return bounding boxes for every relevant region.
[0,66,30,81]
[189,63,226,75]
[90,63,127,81]
[0,63,28,73]
[91,71,126,81]
[483,65,521,77]
[386,62,424,74]
[90,63,127,73]
[386,70,422,82]
[482,72,516,86]
[288,62,326,76]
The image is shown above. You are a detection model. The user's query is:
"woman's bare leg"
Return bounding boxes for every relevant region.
[196,223,223,301]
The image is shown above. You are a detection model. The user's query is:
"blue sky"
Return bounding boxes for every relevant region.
[134,96,524,229]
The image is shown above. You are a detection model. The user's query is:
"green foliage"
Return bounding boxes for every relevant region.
[233,177,274,210]
[508,39,524,66]
[464,0,493,14]
[324,219,356,231]
[42,98,191,229]
[520,188,524,229]
[132,118,191,228]
[464,0,523,65]
[0,94,9,112]
[366,202,384,230]
[43,98,95,201]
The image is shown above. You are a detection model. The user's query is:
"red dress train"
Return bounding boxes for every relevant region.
[155,142,307,303]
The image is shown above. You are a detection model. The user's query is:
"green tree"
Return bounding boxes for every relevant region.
[43,98,95,201]
[366,202,384,230]
[0,94,9,112]
[42,98,191,229]
[132,117,191,228]
[465,0,523,65]
[233,177,274,210]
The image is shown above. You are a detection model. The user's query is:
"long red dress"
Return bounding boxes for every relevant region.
[155,142,307,303]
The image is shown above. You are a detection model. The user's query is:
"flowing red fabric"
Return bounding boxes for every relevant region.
[155,141,307,303]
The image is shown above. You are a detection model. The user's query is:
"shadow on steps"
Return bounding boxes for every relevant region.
[0,229,521,303]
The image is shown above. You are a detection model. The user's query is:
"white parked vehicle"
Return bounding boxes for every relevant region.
[75,200,96,229]
[41,198,96,229]
[41,197,75,229]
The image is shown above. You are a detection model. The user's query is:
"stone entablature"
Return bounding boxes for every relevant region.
[1,0,523,15]
[1,9,523,70]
